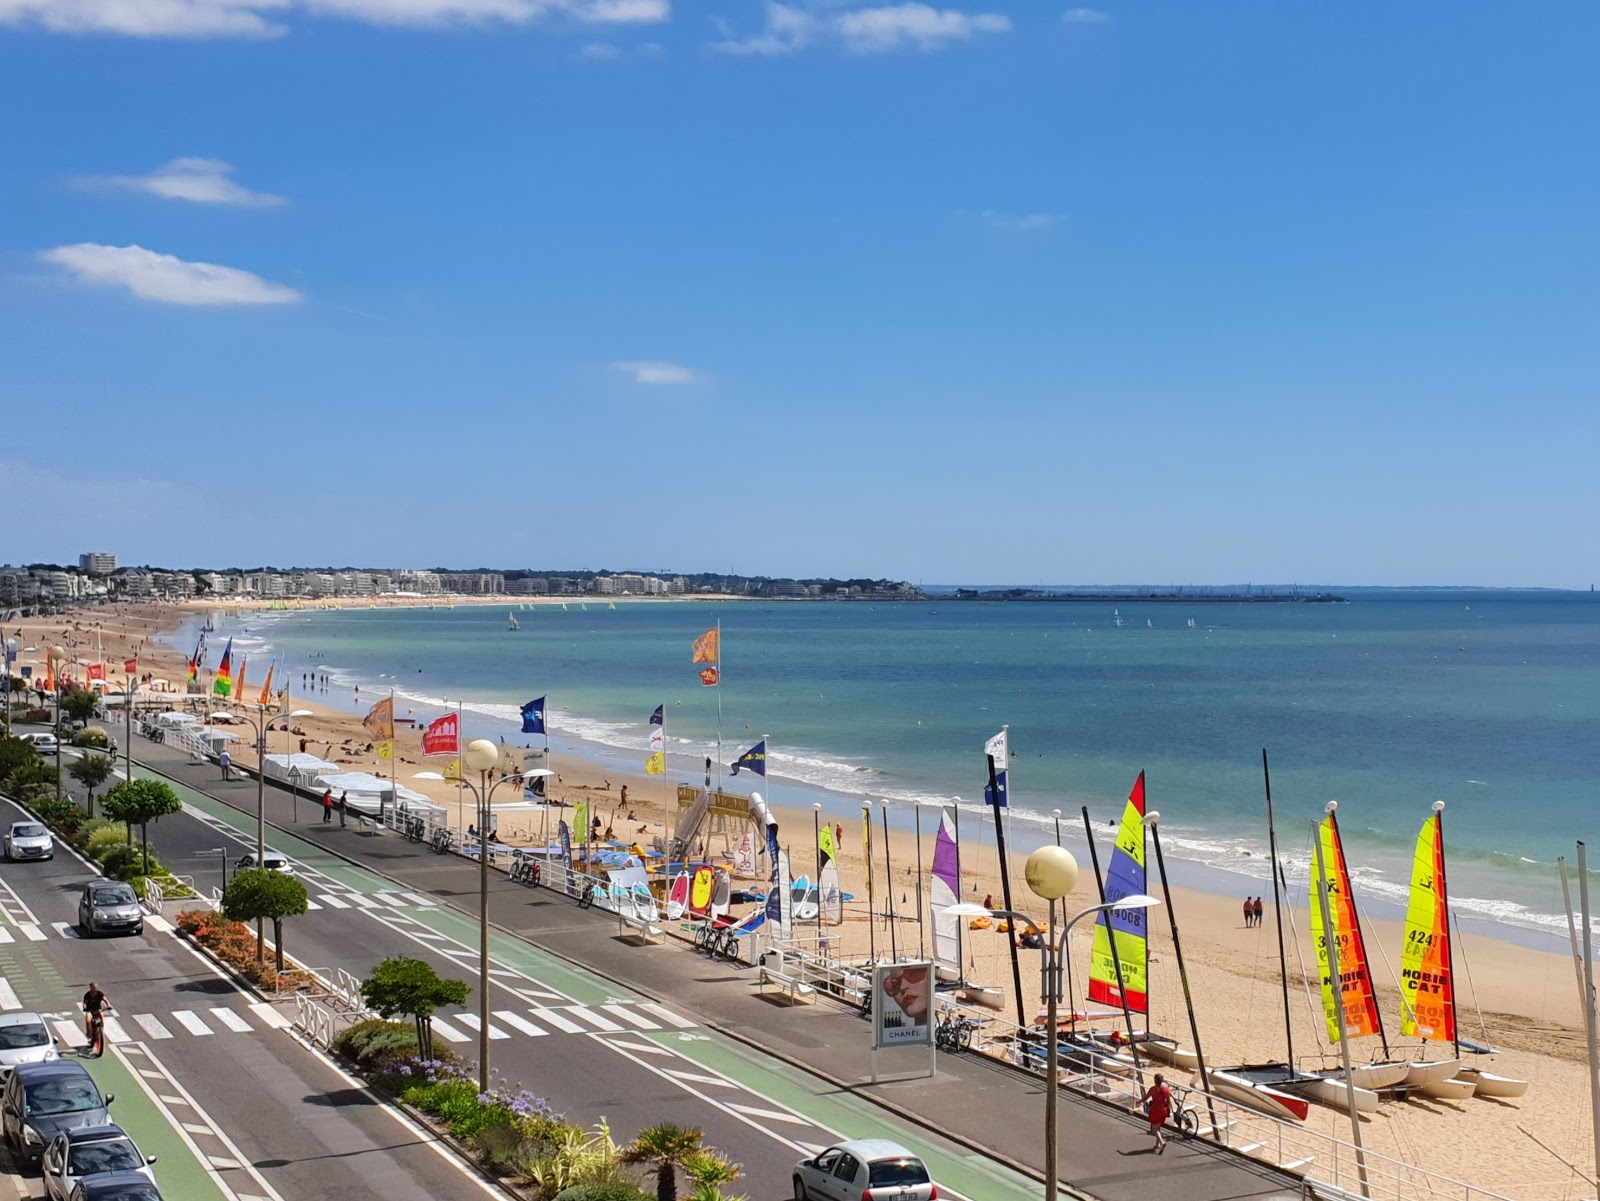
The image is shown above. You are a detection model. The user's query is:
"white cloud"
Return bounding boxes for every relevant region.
[1061,7,1109,22]
[97,158,287,207]
[0,0,662,34]
[982,210,1060,231]
[713,2,1005,56]
[611,360,696,384]
[577,38,621,56]
[39,243,302,306]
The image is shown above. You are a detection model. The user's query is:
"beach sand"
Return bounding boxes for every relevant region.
[12,601,1595,1200]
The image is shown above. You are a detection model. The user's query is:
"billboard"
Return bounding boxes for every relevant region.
[872,961,934,1050]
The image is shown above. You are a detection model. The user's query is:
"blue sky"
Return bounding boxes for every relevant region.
[3,2,1597,586]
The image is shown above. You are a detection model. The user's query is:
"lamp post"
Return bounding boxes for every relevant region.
[228,706,313,960]
[417,738,517,1093]
[1017,844,1161,1201]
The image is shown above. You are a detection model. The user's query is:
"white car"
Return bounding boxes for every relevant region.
[17,732,58,753]
[0,1013,58,1076]
[41,1124,156,1201]
[234,852,295,876]
[3,821,54,862]
[793,1139,939,1201]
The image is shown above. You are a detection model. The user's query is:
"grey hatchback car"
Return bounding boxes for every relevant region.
[77,883,144,938]
[793,1139,938,1201]
[0,1013,59,1077]
[0,1061,114,1169]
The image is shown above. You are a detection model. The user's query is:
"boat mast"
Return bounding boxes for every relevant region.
[1262,748,1296,1067]
[1313,816,1371,1195]
[1150,819,1215,1129]
[1434,802,1459,1059]
[1333,805,1391,1060]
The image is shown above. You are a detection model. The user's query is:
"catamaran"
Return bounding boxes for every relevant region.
[507,610,519,630]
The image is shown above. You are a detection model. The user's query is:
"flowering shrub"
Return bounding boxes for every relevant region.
[174,907,313,992]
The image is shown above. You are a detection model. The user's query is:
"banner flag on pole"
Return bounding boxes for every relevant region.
[124,658,138,676]
[363,696,395,741]
[692,627,720,665]
[234,658,247,703]
[731,740,767,777]
[698,667,720,686]
[984,728,1009,807]
[646,753,666,776]
[258,663,275,707]
[86,664,105,682]
[423,712,460,756]
[646,704,665,774]
[212,639,234,697]
[377,741,394,760]
[444,758,461,780]
[187,637,203,686]
[520,697,546,735]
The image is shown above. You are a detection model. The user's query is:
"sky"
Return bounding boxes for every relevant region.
[2,2,1598,587]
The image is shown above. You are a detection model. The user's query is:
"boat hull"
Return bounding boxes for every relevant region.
[1458,1068,1529,1099]
[1137,1038,1200,1072]
[1207,1067,1311,1122]
[1404,1058,1463,1087]
[1420,1075,1477,1101]
[1304,1074,1382,1114]
[1347,1061,1411,1091]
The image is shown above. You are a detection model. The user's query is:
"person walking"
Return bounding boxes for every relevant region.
[219,748,232,782]
[337,790,348,828]
[1253,897,1264,927]
[322,788,334,823]
[1135,1072,1174,1153]
[1243,897,1253,928]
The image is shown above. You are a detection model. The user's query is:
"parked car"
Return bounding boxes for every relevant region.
[18,732,59,753]
[42,1124,156,1201]
[77,883,144,938]
[69,1171,164,1201]
[233,852,294,876]
[0,1062,114,1170]
[793,1139,938,1201]
[4,821,55,861]
[0,1013,59,1077]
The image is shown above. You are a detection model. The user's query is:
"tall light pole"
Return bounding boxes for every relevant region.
[418,738,515,1093]
[230,706,312,961]
[1017,845,1160,1201]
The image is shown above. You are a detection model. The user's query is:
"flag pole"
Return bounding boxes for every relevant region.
[863,801,876,963]
[914,803,926,960]
[882,804,898,961]
[714,618,723,802]
[987,731,1027,1031]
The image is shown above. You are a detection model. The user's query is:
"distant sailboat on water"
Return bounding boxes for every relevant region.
[507,610,519,631]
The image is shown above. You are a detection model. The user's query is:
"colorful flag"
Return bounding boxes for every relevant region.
[646,704,665,774]
[444,758,461,780]
[1088,772,1151,1013]
[123,657,138,675]
[731,740,767,777]
[234,658,247,702]
[698,667,720,687]
[575,800,589,844]
[650,704,664,726]
[692,626,719,665]
[423,712,460,756]
[377,741,394,761]
[44,659,55,693]
[984,728,1009,807]
[646,753,666,776]
[86,663,105,682]
[258,663,275,706]
[520,697,545,735]
[363,696,396,741]
[213,638,234,697]
[187,637,203,685]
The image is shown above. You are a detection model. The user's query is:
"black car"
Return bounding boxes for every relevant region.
[69,1172,164,1201]
[0,1061,114,1169]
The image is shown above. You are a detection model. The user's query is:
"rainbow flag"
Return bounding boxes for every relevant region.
[187,637,203,685]
[213,638,234,697]
[1088,772,1151,1013]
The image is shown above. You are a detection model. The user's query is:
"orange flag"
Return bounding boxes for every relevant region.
[235,658,247,704]
[258,663,275,706]
[692,626,719,665]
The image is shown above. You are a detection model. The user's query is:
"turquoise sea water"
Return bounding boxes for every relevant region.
[198,590,1600,942]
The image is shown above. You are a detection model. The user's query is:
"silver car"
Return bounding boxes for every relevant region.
[77,883,144,938]
[234,852,294,876]
[0,1014,58,1077]
[793,1139,938,1201]
[19,732,58,753]
[4,821,54,861]
[41,1124,156,1201]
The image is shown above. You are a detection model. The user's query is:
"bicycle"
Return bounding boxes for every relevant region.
[576,878,598,910]
[508,855,541,886]
[1137,1082,1201,1140]
[84,1008,111,1058]
[430,827,455,855]
[935,1011,977,1052]
[404,816,425,843]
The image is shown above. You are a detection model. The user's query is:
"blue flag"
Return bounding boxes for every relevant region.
[731,740,766,777]
[521,696,545,735]
[984,769,1009,808]
[650,704,664,725]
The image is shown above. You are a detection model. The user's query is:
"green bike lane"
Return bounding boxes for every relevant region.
[145,765,1046,1201]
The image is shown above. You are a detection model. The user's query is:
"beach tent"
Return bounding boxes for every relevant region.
[197,729,240,744]
[311,770,434,817]
[262,752,339,785]
[154,712,202,729]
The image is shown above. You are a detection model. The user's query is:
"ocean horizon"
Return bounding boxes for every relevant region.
[176,588,1600,953]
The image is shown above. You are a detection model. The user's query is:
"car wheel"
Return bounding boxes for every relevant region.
[793,1176,809,1200]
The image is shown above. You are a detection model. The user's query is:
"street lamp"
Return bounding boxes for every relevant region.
[1018,845,1161,1201]
[225,706,313,960]
[417,738,518,1093]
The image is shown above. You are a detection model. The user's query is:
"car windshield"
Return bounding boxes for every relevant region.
[0,1022,48,1049]
[70,1139,144,1176]
[868,1159,930,1186]
[28,1078,102,1114]
[92,888,134,905]
[11,824,46,839]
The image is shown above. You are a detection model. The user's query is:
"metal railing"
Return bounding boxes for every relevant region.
[141,877,164,914]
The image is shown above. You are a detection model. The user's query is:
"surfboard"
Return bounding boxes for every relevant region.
[667,871,690,920]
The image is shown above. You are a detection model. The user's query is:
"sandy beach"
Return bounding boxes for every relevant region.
[11,600,1596,1201]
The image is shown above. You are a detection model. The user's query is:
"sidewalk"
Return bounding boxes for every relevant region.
[134,739,1301,1201]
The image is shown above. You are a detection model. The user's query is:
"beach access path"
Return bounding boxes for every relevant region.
[126,735,1303,1201]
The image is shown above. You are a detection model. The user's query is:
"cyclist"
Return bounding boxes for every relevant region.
[82,982,112,1057]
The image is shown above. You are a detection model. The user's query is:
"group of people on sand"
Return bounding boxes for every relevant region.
[1242,896,1264,927]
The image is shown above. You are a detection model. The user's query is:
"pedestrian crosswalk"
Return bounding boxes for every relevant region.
[44,1001,293,1048]
[427,1001,696,1045]
[304,887,438,912]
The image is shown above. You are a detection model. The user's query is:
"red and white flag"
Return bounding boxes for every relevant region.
[422,712,460,756]
[124,658,138,675]
[86,663,105,682]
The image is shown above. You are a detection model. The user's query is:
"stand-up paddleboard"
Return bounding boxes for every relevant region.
[689,867,715,917]
[632,882,660,924]
[667,871,690,920]
[712,868,732,919]
[792,874,819,921]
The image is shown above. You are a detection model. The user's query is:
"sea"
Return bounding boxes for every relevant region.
[181,589,1600,951]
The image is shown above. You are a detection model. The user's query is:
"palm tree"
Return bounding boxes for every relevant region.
[620,1124,707,1201]
[683,1150,744,1201]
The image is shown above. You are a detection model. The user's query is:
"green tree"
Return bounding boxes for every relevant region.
[359,956,470,1061]
[0,736,41,787]
[7,759,56,803]
[59,689,99,727]
[620,1124,709,1201]
[221,868,310,971]
[69,753,115,817]
[682,1151,743,1201]
[101,778,183,874]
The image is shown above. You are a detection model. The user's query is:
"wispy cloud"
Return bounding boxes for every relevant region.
[712,2,1007,56]
[1061,7,1109,22]
[611,360,696,384]
[93,158,287,207]
[39,244,302,306]
[0,0,664,36]
[982,210,1061,232]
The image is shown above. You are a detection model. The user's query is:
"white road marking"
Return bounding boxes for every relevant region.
[491,1010,547,1037]
[210,1007,254,1032]
[347,893,378,909]
[560,1007,625,1032]
[51,1020,87,1048]
[0,928,13,944]
[318,894,350,909]
[401,892,436,907]
[429,1017,469,1043]
[601,1004,659,1030]
[102,1016,133,1044]
[304,899,322,911]
[134,1014,174,1040]
[0,978,20,1010]
[146,913,174,933]
[51,922,78,940]
[638,1003,697,1029]
[667,1069,736,1088]
[248,1003,291,1030]
[19,923,45,942]
[528,1008,588,1034]
[171,1010,213,1036]
[374,892,408,907]
[728,1101,811,1124]
[453,1013,508,1040]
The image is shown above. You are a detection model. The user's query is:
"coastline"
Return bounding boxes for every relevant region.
[15,600,1597,1199]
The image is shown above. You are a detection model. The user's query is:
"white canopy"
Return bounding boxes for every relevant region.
[263,752,339,785]
[312,771,433,816]
[155,712,201,729]
[198,729,240,744]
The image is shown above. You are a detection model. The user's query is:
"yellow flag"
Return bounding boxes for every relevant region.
[646,752,666,776]
[575,800,589,840]
[363,696,395,741]
[377,741,394,761]
[444,759,461,780]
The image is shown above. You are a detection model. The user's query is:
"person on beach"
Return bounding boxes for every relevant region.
[299,737,308,754]
[619,784,628,808]
[338,791,348,827]
[1135,1073,1173,1152]
[322,789,334,823]
[1243,897,1254,927]
[1253,897,1264,926]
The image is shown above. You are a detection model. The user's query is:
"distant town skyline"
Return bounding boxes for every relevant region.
[4,4,1597,587]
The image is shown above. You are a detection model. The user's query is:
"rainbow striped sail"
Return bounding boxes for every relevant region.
[1310,808,1382,1043]
[1400,806,1456,1042]
[212,638,234,697]
[1088,772,1150,1013]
